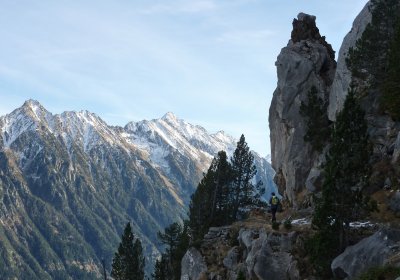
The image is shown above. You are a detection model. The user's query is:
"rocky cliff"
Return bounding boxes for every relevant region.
[269,13,336,207]
[270,0,400,207]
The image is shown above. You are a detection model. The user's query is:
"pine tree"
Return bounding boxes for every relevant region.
[188,170,213,242]
[300,86,331,151]
[230,134,264,220]
[133,239,145,280]
[309,89,371,276]
[382,23,400,120]
[188,151,232,241]
[209,151,232,226]
[152,254,170,280]
[157,223,182,260]
[157,222,190,280]
[346,0,400,87]
[111,222,145,280]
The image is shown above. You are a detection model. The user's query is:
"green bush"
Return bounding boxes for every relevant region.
[305,231,339,278]
[236,270,246,280]
[229,227,240,247]
[283,219,292,230]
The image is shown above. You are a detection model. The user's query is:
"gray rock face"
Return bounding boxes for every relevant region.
[185,226,301,280]
[237,229,300,280]
[223,247,239,270]
[393,132,400,164]
[180,247,208,280]
[269,13,336,207]
[325,0,399,189]
[328,1,372,120]
[331,228,400,279]
[389,191,400,215]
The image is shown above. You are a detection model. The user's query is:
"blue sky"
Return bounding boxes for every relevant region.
[0,0,368,156]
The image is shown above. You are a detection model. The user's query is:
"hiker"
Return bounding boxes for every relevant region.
[269,192,279,223]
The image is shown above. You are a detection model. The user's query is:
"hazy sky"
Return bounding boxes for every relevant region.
[0,0,368,156]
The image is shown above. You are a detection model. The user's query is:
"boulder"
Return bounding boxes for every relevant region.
[181,247,207,280]
[331,228,400,279]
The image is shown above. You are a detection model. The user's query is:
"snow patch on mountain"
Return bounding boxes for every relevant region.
[123,112,239,174]
[0,101,275,196]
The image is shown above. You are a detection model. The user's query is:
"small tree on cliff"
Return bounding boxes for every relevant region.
[300,86,331,152]
[309,88,372,276]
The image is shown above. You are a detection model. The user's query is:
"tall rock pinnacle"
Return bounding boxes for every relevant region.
[269,13,336,208]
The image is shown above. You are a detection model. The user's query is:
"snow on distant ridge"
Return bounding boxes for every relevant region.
[123,112,239,172]
[0,101,271,170]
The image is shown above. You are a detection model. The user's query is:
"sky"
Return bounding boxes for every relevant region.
[0,0,369,157]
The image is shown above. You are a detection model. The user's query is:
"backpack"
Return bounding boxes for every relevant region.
[271,196,279,206]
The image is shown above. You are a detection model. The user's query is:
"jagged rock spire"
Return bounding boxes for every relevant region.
[291,13,335,61]
[269,13,336,208]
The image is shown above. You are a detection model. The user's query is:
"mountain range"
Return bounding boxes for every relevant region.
[0,100,276,279]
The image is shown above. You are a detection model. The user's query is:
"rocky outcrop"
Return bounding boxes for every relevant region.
[327,0,400,191]
[269,13,336,207]
[331,228,400,279]
[183,225,302,280]
[269,1,400,207]
[328,2,372,120]
[238,229,300,280]
[181,248,208,280]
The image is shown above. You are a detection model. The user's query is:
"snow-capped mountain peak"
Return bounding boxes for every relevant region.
[161,112,178,122]
[1,100,54,148]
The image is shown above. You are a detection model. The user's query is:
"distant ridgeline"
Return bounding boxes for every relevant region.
[0,100,276,279]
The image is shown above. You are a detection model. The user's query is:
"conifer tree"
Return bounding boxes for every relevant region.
[188,169,214,241]
[209,151,232,226]
[230,134,264,220]
[188,151,232,240]
[300,86,331,151]
[157,223,182,261]
[382,23,400,120]
[111,222,145,280]
[309,89,371,276]
[133,239,145,280]
[152,254,170,280]
[346,0,400,87]
[157,222,190,280]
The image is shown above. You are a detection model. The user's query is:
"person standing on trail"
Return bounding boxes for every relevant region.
[269,192,279,223]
